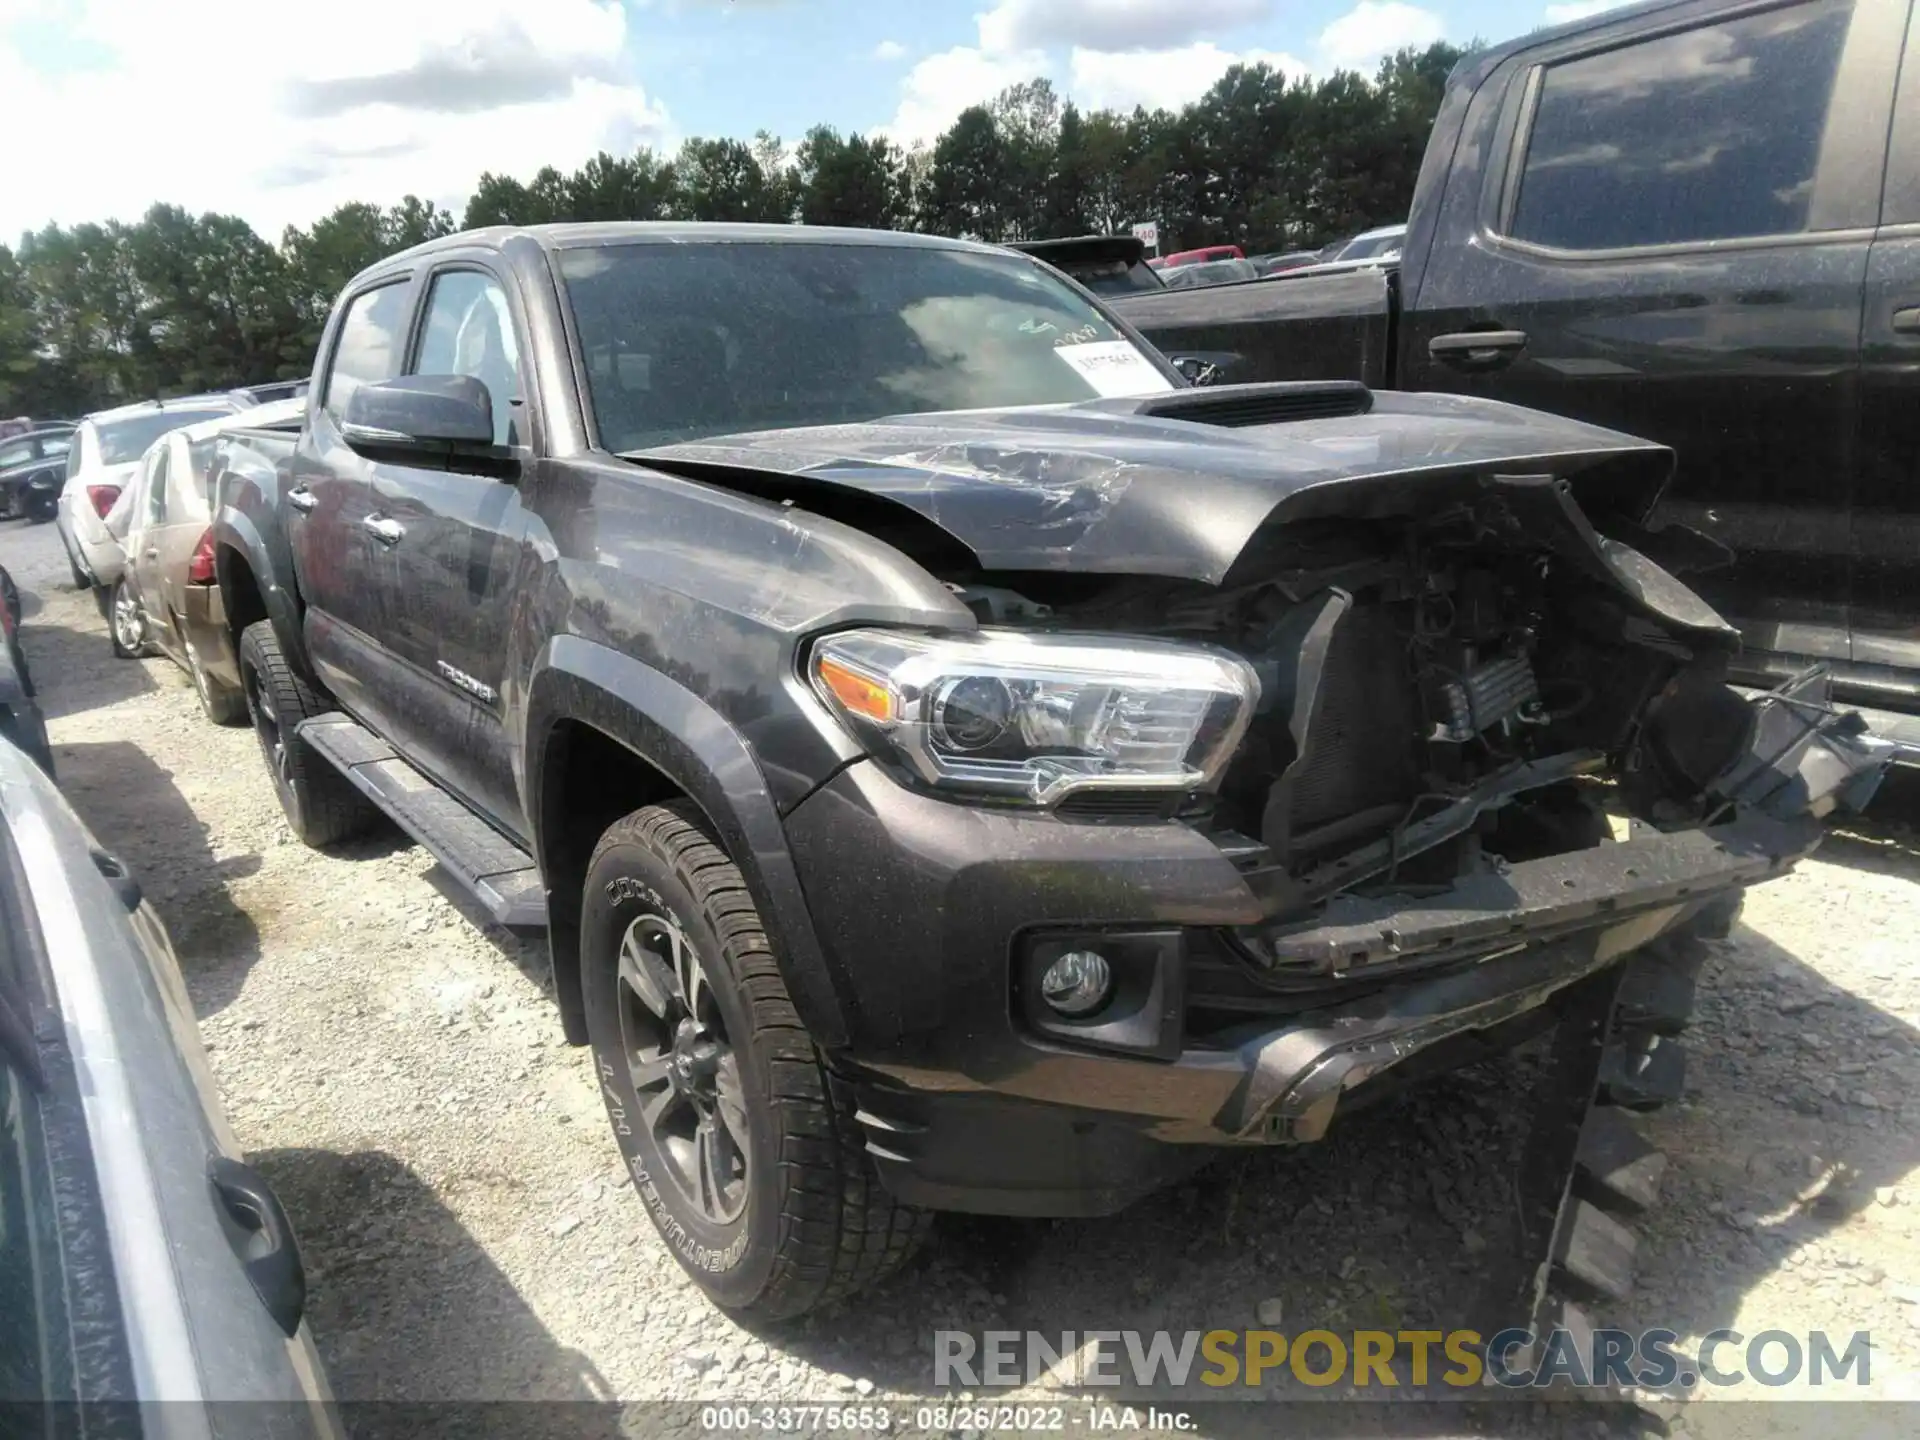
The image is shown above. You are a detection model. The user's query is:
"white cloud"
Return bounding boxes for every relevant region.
[979,0,1274,55]
[879,43,1046,145]
[1068,42,1309,112]
[0,0,669,241]
[873,38,907,62]
[1317,1,1444,74]
[1544,0,1634,20]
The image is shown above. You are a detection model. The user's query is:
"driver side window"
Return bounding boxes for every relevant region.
[413,269,524,446]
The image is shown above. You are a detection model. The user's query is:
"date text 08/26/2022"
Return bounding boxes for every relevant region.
[699,1405,1194,1433]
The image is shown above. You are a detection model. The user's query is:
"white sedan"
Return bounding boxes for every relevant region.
[55,395,241,589]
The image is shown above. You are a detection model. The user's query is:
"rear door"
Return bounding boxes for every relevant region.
[149,433,209,651]
[129,440,171,624]
[1853,8,1920,700]
[1402,0,1905,684]
[365,261,533,832]
[287,277,418,732]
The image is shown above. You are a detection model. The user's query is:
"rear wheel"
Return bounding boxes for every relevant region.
[61,527,89,590]
[108,579,148,658]
[582,802,927,1320]
[238,620,374,846]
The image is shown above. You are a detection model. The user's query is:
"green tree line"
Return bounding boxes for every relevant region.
[0,46,1459,418]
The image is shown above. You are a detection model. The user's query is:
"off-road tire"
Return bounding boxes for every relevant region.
[582,802,928,1320]
[181,615,247,725]
[108,579,148,659]
[237,620,375,846]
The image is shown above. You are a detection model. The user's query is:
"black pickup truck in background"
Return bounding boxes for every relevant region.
[1114,0,1920,747]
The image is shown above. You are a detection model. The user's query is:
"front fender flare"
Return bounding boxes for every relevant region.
[525,635,850,1048]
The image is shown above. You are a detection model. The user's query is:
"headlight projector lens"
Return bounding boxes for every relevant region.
[1040,950,1113,1017]
[932,675,1014,752]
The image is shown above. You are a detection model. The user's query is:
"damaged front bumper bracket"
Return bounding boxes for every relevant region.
[1214,811,1827,1146]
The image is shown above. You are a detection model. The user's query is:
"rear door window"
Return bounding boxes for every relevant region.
[1509,0,1856,250]
[322,281,413,423]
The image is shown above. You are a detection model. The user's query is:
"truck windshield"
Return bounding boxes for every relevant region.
[556,241,1173,451]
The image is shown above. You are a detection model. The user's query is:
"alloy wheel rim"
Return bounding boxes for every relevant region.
[615,913,748,1225]
[112,587,141,651]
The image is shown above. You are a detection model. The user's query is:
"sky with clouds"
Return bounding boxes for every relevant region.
[0,0,1633,243]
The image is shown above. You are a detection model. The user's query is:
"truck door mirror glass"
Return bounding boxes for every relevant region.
[342,374,498,458]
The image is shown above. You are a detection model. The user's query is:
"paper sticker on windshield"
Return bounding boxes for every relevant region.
[1055,340,1174,398]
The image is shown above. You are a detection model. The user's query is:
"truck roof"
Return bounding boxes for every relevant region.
[373,221,999,276]
[1475,0,1690,64]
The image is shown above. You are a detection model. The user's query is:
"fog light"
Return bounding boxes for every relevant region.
[1040,950,1113,1017]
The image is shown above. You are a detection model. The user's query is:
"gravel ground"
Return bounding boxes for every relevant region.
[8,519,1919,1432]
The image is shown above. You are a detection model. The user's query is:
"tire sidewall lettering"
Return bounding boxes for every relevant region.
[586,843,761,1284]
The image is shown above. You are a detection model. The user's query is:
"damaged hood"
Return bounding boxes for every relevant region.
[635,383,1675,585]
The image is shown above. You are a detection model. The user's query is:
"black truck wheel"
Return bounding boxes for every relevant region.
[237,620,374,846]
[582,801,927,1320]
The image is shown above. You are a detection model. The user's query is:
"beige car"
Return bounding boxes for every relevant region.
[107,400,305,723]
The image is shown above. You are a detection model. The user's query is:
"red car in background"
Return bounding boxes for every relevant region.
[1147,243,1245,271]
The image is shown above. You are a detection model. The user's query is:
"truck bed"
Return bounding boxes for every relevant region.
[1112,266,1395,387]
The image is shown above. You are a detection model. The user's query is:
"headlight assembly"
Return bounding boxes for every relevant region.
[809,627,1259,805]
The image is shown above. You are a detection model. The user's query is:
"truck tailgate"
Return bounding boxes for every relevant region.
[1114,266,1394,388]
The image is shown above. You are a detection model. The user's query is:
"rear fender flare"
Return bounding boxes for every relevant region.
[211,507,312,686]
[525,635,850,1048]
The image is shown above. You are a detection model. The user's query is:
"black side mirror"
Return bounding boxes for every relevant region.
[342,374,495,456]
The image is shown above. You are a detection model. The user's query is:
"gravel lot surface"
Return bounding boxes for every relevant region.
[8,518,1919,1434]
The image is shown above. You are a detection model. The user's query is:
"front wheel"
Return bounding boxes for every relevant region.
[237,620,375,846]
[109,579,148,658]
[582,802,927,1320]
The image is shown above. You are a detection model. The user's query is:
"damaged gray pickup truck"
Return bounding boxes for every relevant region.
[212,223,1889,1326]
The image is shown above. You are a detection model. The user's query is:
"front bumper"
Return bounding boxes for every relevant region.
[783,687,1887,1216]
[787,761,1837,1215]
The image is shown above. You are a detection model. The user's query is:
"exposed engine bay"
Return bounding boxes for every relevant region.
[940,475,1865,941]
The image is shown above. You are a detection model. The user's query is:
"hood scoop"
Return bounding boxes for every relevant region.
[1135,380,1373,429]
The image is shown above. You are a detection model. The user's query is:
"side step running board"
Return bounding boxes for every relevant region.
[298,714,547,929]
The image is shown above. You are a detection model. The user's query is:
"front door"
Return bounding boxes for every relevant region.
[1400,0,1903,685]
[1851,17,1920,705]
[365,264,532,834]
[286,277,417,734]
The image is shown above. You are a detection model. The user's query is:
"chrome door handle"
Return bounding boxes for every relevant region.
[362,515,405,546]
[144,548,158,559]
[1893,306,1920,336]
[287,486,317,513]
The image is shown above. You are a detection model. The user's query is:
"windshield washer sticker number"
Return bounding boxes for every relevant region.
[1056,340,1175,398]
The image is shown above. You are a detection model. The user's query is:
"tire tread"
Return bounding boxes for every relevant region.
[590,801,928,1318]
[238,621,374,846]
